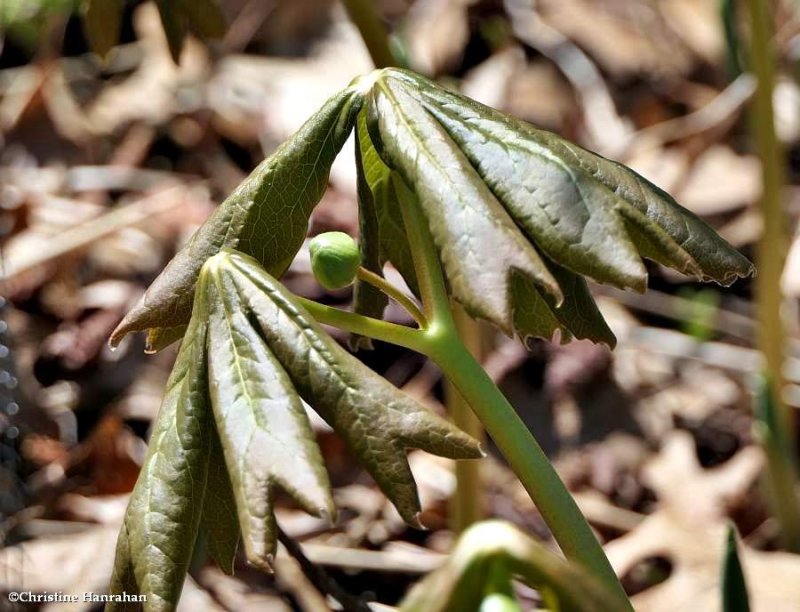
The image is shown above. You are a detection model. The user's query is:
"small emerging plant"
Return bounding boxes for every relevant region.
[108,68,753,610]
[400,519,631,611]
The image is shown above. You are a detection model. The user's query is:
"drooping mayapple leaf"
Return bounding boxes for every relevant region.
[204,262,334,569]
[388,68,754,288]
[110,87,363,348]
[400,520,623,612]
[219,250,483,523]
[369,75,563,337]
[108,295,211,611]
[358,68,752,342]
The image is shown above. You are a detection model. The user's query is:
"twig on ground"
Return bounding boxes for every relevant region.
[277,525,373,612]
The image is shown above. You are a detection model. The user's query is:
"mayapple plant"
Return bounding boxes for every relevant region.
[107,68,753,611]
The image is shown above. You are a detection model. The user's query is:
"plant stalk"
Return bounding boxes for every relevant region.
[428,338,629,610]
[745,0,800,551]
[356,267,426,326]
[296,297,429,354]
[398,182,630,608]
[340,0,396,69]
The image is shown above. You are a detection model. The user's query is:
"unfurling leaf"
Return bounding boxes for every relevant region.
[110,87,363,348]
[400,520,623,612]
[220,250,483,523]
[363,68,752,343]
[108,293,211,611]
[204,264,334,569]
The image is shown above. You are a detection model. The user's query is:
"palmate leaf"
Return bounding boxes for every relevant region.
[363,68,753,342]
[110,249,482,606]
[220,250,483,523]
[110,87,363,349]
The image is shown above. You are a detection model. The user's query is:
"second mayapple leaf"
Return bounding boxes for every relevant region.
[109,249,482,606]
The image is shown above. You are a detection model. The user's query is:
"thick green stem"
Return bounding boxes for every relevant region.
[397,180,630,607]
[340,0,396,69]
[446,305,485,532]
[427,338,629,610]
[745,0,800,551]
[392,176,486,532]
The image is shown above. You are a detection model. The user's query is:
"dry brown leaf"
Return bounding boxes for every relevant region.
[658,0,724,65]
[536,0,694,78]
[604,432,800,611]
[404,0,472,76]
[0,523,223,611]
[677,146,761,216]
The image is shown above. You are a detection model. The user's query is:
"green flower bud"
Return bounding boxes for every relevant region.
[309,231,360,290]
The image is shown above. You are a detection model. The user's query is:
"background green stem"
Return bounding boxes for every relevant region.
[445,304,486,533]
[744,0,800,551]
[340,0,396,69]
